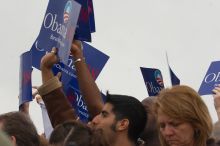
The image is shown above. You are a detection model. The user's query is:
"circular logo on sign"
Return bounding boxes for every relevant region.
[154,70,164,87]
[64,1,73,23]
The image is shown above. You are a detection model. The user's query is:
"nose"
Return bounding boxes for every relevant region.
[91,114,100,125]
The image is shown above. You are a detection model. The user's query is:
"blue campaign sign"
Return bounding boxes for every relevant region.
[19,51,33,106]
[169,67,180,86]
[165,52,180,86]
[36,0,81,65]
[88,0,96,33]
[65,85,106,122]
[74,0,92,42]
[66,86,89,122]
[140,67,164,96]
[198,61,220,95]
[31,41,46,70]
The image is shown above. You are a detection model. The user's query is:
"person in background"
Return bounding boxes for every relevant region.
[154,85,213,146]
[49,120,110,146]
[19,96,49,146]
[0,130,13,146]
[0,111,40,146]
[139,96,160,146]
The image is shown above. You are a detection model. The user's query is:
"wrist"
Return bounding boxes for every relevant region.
[74,57,85,64]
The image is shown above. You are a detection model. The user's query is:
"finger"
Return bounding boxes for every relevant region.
[214,86,220,92]
[213,89,217,94]
[213,87,220,95]
[51,47,57,54]
[56,72,62,80]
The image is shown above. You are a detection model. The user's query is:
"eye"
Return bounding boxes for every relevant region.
[170,122,181,127]
[159,123,166,129]
[101,111,108,117]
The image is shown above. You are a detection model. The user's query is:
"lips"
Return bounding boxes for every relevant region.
[166,139,179,145]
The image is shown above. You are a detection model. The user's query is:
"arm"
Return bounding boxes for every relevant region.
[38,48,77,127]
[71,40,104,118]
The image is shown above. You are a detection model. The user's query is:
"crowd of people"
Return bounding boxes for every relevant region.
[0,40,220,146]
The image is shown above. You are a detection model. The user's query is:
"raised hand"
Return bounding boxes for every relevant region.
[70,40,83,59]
[40,47,59,70]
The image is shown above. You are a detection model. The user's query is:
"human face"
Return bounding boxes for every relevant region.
[90,103,117,140]
[157,109,195,146]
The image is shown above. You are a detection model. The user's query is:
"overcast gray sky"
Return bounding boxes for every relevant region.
[0,0,219,133]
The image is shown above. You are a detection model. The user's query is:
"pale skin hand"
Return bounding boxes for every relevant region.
[40,47,59,70]
[40,47,59,83]
[212,84,220,120]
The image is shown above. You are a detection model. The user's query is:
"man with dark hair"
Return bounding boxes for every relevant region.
[38,41,147,146]
[91,93,147,145]
[0,111,40,146]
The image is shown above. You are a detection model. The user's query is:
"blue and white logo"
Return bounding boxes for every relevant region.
[154,70,164,87]
[64,1,73,23]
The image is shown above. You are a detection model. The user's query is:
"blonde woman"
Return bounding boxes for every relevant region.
[154,85,213,146]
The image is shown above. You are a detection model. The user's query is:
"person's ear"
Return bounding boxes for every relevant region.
[10,136,16,146]
[117,119,129,131]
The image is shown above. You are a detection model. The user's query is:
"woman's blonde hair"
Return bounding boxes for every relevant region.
[154,85,213,146]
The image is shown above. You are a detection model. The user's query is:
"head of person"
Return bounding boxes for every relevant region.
[139,96,160,146]
[0,130,13,146]
[91,92,147,143]
[49,120,90,146]
[64,127,110,146]
[50,120,109,146]
[154,85,213,146]
[0,111,40,146]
